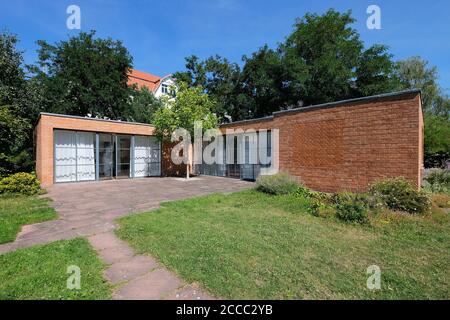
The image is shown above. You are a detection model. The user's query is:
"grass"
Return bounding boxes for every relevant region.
[0,195,57,244]
[116,189,450,299]
[0,238,112,300]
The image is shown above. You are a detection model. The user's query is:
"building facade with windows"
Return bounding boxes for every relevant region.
[35,90,424,192]
[35,113,161,185]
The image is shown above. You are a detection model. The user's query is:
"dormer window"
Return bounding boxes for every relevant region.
[161,83,169,94]
[161,83,176,97]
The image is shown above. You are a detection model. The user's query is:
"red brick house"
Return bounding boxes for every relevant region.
[35,89,423,192]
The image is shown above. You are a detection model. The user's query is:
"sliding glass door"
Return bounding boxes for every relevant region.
[116,135,131,178]
[98,133,113,180]
[54,130,160,183]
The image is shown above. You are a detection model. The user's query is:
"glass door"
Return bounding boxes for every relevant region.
[116,135,131,178]
[98,134,113,180]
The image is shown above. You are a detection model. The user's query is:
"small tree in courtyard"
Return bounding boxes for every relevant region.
[153,82,218,178]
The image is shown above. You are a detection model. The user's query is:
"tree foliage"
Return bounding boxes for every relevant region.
[395,56,450,167]
[33,31,133,119]
[0,31,26,108]
[126,86,162,124]
[0,32,34,176]
[174,55,243,120]
[176,9,400,122]
[153,82,218,142]
[0,105,32,177]
[396,56,449,116]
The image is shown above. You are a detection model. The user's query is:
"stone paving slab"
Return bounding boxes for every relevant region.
[113,268,184,300]
[95,241,135,264]
[104,255,159,284]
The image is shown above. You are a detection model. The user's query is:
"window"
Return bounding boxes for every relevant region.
[54,130,95,182]
[161,83,176,97]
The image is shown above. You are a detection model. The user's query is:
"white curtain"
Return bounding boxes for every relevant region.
[54,130,77,182]
[133,136,160,177]
[76,132,95,181]
[54,130,95,182]
[134,136,150,177]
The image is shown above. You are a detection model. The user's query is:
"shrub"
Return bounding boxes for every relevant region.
[424,169,450,194]
[369,178,431,214]
[255,172,300,195]
[332,192,369,224]
[294,185,313,198]
[307,199,336,218]
[0,172,41,196]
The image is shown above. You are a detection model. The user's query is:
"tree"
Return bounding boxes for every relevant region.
[177,10,400,121]
[0,31,35,176]
[281,9,362,105]
[174,55,243,120]
[0,31,26,108]
[0,105,31,177]
[394,56,450,167]
[126,86,162,123]
[240,45,291,118]
[33,30,133,119]
[153,82,218,178]
[396,56,449,116]
[397,56,450,115]
[424,114,450,168]
[281,9,401,106]
[354,44,400,97]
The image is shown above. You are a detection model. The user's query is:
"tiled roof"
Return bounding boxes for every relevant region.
[127,69,162,92]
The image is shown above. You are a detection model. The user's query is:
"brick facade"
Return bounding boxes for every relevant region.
[220,91,423,192]
[35,91,423,192]
[35,114,156,186]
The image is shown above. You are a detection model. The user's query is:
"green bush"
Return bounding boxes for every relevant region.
[294,185,313,198]
[0,172,41,196]
[307,199,336,218]
[332,192,369,224]
[255,172,300,195]
[424,169,450,194]
[369,178,431,214]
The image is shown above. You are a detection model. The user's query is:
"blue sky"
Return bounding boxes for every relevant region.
[1,0,449,93]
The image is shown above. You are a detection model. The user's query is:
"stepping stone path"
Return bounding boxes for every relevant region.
[88,231,215,300]
[0,177,252,299]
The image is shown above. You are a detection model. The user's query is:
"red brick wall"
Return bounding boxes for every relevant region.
[221,92,423,192]
[161,141,188,177]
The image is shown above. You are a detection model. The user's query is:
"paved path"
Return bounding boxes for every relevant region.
[0,176,252,299]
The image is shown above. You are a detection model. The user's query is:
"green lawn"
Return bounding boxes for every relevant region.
[0,238,112,299]
[0,195,57,244]
[116,189,450,299]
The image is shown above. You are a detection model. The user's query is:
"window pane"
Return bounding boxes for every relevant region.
[118,136,131,149]
[117,164,130,178]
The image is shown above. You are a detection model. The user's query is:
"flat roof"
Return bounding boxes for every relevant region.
[37,112,154,127]
[220,89,421,127]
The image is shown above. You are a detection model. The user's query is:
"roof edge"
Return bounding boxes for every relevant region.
[220,89,421,127]
[37,112,155,127]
